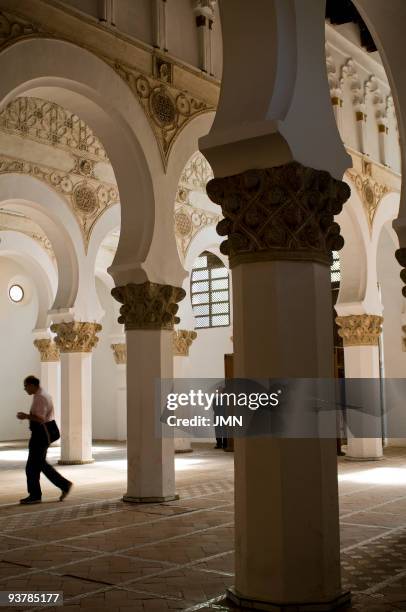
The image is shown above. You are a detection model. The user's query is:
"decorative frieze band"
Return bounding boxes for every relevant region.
[50,321,102,353]
[206,162,350,267]
[33,339,60,362]
[111,282,186,331]
[335,314,383,347]
[173,330,197,356]
[111,343,127,364]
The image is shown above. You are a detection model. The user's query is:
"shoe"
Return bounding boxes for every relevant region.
[214,444,222,449]
[59,482,73,502]
[20,496,41,505]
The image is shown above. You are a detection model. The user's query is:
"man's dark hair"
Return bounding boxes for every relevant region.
[24,375,40,387]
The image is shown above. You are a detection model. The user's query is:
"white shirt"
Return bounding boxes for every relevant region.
[30,388,54,423]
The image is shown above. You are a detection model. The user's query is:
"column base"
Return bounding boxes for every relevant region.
[345,455,384,462]
[226,588,351,612]
[58,459,95,465]
[123,494,180,503]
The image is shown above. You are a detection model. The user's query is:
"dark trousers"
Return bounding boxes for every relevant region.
[26,436,70,499]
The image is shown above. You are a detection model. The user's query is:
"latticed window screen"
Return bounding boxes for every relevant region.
[331,251,341,285]
[191,251,230,328]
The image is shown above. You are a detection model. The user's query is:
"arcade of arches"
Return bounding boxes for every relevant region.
[2,1,406,611]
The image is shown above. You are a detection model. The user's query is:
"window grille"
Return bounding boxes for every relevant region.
[191,251,230,328]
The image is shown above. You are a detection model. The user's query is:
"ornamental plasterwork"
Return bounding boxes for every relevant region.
[206,162,350,267]
[0,154,119,250]
[0,209,54,258]
[174,152,219,260]
[0,97,107,161]
[109,59,214,169]
[50,321,102,353]
[346,167,389,230]
[0,10,42,48]
[335,314,383,347]
[173,330,197,357]
[111,282,186,331]
[0,9,215,172]
[33,339,60,362]
[179,151,214,192]
[174,203,221,260]
[110,343,127,365]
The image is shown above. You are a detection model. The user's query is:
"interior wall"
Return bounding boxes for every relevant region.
[187,326,233,379]
[0,258,39,441]
[166,0,199,68]
[377,224,406,445]
[92,277,117,440]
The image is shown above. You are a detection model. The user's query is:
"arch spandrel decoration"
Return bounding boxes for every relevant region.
[0,154,119,252]
[174,152,221,261]
[345,150,400,232]
[108,59,215,170]
[0,9,216,172]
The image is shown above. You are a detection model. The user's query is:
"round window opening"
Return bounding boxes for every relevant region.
[9,284,24,303]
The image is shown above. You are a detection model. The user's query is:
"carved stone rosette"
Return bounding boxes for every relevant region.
[33,339,60,362]
[50,322,102,353]
[335,315,383,347]
[111,343,127,364]
[111,282,186,331]
[206,162,351,267]
[173,330,198,356]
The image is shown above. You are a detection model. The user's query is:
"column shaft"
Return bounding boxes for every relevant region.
[206,162,350,610]
[125,329,176,501]
[336,315,384,461]
[59,352,93,464]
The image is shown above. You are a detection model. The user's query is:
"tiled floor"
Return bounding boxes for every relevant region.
[1,442,406,610]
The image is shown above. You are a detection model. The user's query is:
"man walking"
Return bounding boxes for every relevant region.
[17,375,72,505]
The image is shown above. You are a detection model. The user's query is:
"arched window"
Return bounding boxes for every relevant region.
[191,251,230,328]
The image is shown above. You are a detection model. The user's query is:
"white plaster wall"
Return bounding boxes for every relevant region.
[377,225,405,378]
[59,0,99,18]
[187,326,233,379]
[115,0,153,44]
[166,0,200,68]
[0,258,39,441]
[92,276,117,439]
[377,225,406,446]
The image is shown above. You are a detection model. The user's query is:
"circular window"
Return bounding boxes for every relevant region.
[9,284,24,303]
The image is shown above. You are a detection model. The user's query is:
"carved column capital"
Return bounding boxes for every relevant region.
[173,330,197,356]
[335,314,383,347]
[33,339,60,362]
[111,343,127,364]
[206,162,350,268]
[111,281,185,331]
[50,321,102,353]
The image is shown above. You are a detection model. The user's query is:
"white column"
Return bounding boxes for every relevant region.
[33,338,61,447]
[193,1,215,73]
[355,105,367,154]
[336,314,384,460]
[111,281,185,502]
[152,0,167,50]
[110,341,127,441]
[173,330,197,453]
[50,322,101,465]
[206,164,351,610]
[378,121,388,166]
